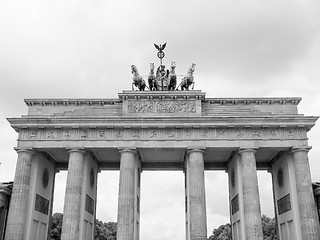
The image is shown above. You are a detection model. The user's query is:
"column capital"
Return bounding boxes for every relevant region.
[238,147,258,154]
[118,148,137,154]
[291,146,312,154]
[67,148,86,154]
[14,147,35,155]
[187,147,206,154]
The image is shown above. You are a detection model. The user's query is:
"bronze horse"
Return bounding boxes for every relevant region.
[148,63,158,91]
[131,65,146,91]
[179,63,195,90]
[168,61,177,91]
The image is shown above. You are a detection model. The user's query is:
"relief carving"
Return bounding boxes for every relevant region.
[99,131,105,138]
[128,100,196,113]
[47,131,54,139]
[236,130,244,138]
[133,130,141,138]
[150,130,157,139]
[115,130,123,139]
[80,130,88,138]
[24,128,304,142]
[166,130,175,138]
[29,130,38,138]
[64,130,71,138]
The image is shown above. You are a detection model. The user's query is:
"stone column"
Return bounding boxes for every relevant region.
[117,148,137,240]
[185,148,207,240]
[291,146,320,239]
[239,148,263,240]
[5,148,34,240]
[61,149,85,240]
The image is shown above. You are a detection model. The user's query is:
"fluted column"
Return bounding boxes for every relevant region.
[5,148,34,240]
[61,149,85,240]
[292,146,320,239]
[239,148,263,240]
[117,148,137,240]
[185,148,207,240]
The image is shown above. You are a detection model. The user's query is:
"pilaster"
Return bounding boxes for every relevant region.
[291,146,320,239]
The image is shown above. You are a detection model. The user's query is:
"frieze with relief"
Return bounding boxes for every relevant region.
[19,128,306,141]
[127,100,196,113]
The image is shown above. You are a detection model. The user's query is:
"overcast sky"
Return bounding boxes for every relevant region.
[1,0,320,239]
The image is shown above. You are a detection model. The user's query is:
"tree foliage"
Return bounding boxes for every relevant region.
[49,213,117,240]
[208,215,278,240]
[208,223,232,240]
[50,213,63,240]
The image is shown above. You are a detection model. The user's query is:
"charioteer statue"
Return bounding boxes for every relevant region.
[131,43,196,91]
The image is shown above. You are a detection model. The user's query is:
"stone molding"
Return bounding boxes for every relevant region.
[187,147,206,154]
[14,147,35,154]
[67,148,86,154]
[118,148,137,154]
[23,96,301,107]
[18,127,307,142]
[238,147,259,154]
[291,146,312,153]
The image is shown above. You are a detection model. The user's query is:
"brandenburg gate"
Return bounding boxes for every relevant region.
[4,90,320,240]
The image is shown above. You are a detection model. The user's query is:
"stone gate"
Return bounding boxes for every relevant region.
[4,90,320,240]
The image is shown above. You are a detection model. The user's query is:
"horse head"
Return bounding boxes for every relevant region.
[149,63,155,75]
[131,65,138,76]
[189,63,196,73]
[170,61,176,73]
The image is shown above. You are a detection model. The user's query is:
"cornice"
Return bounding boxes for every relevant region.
[204,97,301,105]
[7,115,318,131]
[24,96,302,106]
[24,98,121,106]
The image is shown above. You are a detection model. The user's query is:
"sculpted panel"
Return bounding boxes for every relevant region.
[19,128,305,142]
[128,100,196,113]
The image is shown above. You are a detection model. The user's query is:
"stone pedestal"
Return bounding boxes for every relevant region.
[292,147,320,239]
[117,148,141,240]
[185,148,207,240]
[5,149,34,240]
[239,148,263,240]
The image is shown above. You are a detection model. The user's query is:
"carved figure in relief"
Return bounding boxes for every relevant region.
[131,65,146,91]
[150,131,157,139]
[64,130,71,138]
[115,130,123,138]
[99,131,105,137]
[168,61,177,91]
[133,130,140,138]
[47,131,54,138]
[148,63,158,91]
[179,63,196,90]
[30,131,38,138]
[80,130,88,138]
[166,130,174,138]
